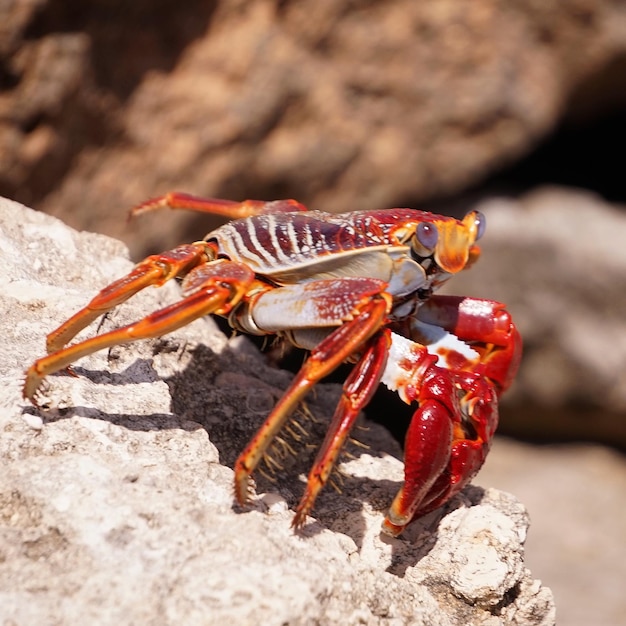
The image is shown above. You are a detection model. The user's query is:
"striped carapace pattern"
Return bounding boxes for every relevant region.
[207,208,438,277]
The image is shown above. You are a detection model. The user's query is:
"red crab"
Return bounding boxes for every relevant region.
[23,193,521,536]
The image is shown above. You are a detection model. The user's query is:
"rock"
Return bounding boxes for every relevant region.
[0,197,555,625]
[452,186,626,445]
[1,1,625,256]
[480,437,626,626]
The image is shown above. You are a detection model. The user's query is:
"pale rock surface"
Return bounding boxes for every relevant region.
[0,198,555,624]
[480,437,626,626]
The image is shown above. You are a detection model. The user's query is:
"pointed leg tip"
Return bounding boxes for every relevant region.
[380,517,407,538]
[22,373,42,406]
[128,196,167,219]
[291,511,304,530]
[233,473,258,508]
[291,501,312,531]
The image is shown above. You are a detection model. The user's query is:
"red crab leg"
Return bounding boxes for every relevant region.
[292,329,392,528]
[23,259,255,403]
[46,243,213,354]
[381,296,521,536]
[233,292,391,507]
[130,192,308,220]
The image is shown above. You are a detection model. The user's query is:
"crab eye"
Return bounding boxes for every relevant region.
[416,222,438,251]
[473,211,486,240]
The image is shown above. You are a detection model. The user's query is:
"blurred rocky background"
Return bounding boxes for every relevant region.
[1,1,625,623]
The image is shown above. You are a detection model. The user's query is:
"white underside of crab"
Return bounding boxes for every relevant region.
[382,321,479,404]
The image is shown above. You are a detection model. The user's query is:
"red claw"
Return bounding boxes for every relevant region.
[382,295,522,536]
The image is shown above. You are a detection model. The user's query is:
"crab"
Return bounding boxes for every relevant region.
[23,193,521,536]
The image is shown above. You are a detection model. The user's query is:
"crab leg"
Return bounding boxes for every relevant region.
[23,259,255,403]
[233,292,391,506]
[292,329,391,528]
[46,243,213,354]
[130,192,308,220]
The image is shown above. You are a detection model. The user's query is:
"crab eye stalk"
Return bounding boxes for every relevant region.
[472,211,486,241]
[416,222,439,249]
[411,222,439,260]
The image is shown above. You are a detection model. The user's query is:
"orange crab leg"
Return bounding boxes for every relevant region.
[292,329,392,528]
[130,192,308,220]
[23,259,255,403]
[46,243,213,354]
[233,293,391,506]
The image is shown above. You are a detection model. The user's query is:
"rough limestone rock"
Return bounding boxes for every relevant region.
[479,437,626,626]
[1,1,626,256]
[0,197,555,625]
[452,186,626,445]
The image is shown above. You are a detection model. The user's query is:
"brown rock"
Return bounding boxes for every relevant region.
[0,197,555,624]
[1,1,625,257]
